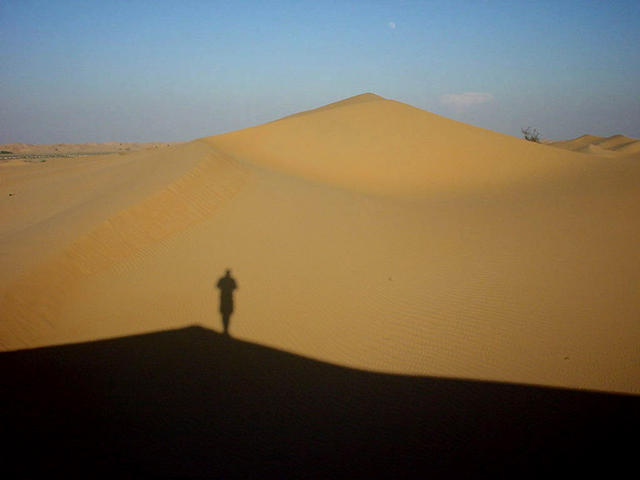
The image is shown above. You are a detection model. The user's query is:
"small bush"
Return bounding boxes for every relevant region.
[0,150,12,154]
[521,127,541,143]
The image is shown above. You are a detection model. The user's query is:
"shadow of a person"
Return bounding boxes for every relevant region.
[216,269,237,336]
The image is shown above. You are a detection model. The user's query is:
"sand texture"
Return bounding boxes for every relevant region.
[1,93,639,394]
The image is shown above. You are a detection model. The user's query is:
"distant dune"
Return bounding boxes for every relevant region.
[0,141,182,156]
[550,133,640,157]
[1,93,639,395]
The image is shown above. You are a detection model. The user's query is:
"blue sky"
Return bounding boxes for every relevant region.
[1,0,639,143]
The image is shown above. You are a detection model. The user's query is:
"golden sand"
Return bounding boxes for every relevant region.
[1,94,639,393]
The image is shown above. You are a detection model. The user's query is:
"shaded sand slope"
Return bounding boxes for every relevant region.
[2,326,638,478]
[1,94,639,394]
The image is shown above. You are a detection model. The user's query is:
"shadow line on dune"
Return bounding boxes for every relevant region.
[1,325,637,478]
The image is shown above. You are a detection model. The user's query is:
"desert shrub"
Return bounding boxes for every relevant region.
[521,127,541,143]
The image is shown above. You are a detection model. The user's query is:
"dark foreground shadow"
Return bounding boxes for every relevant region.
[1,326,637,478]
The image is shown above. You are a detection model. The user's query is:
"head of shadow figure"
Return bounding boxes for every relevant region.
[216,269,238,336]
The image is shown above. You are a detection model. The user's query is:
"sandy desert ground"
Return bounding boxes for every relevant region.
[2,93,639,477]
[1,93,639,395]
[0,140,181,156]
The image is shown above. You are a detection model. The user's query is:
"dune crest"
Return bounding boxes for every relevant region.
[206,94,597,197]
[277,92,385,121]
[1,94,639,394]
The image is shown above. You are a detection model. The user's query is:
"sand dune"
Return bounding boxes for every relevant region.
[209,93,590,197]
[1,94,639,394]
[551,133,640,158]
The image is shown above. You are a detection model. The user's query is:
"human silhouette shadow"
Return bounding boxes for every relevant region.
[216,269,237,336]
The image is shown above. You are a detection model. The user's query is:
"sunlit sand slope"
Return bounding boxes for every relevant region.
[209,93,593,197]
[1,94,639,394]
[1,142,250,345]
